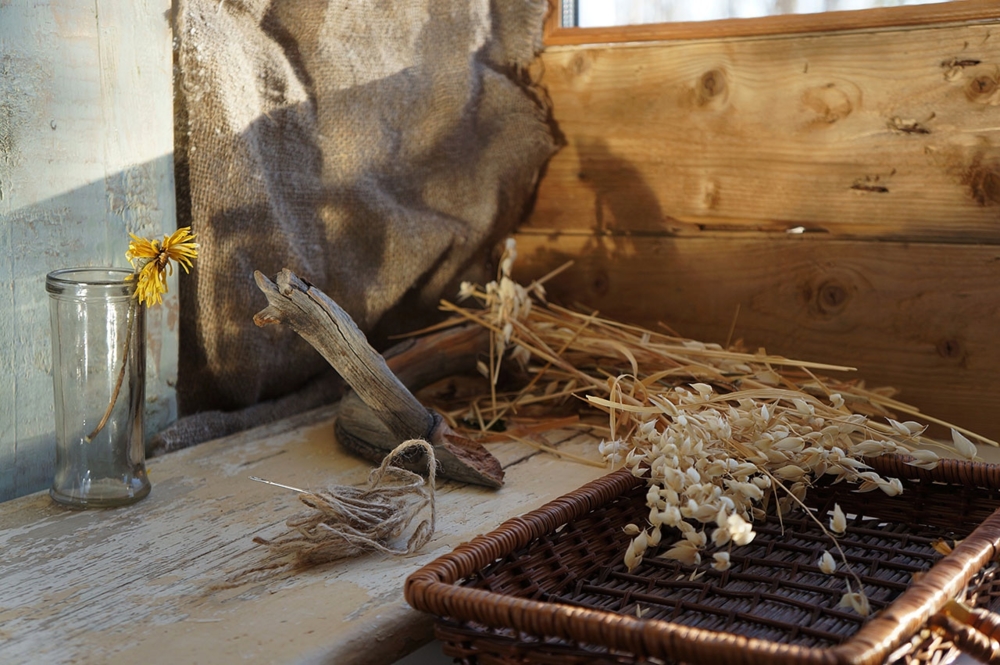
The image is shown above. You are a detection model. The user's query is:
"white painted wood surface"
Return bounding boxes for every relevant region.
[0,0,177,501]
[0,405,610,665]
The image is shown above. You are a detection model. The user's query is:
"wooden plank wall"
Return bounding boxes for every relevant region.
[516,18,1000,440]
[0,0,176,501]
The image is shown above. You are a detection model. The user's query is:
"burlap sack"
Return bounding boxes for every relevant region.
[170,0,555,440]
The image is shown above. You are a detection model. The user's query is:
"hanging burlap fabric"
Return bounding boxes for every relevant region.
[161,0,556,451]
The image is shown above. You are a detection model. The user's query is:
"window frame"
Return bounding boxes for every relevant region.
[544,0,1000,46]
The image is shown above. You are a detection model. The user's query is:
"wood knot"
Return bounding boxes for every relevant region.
[696,69,728,106]
[701,70,725,96]
[966,74,1000,104]
[815,280,850,315]
[936,338,964,360]
[591,269,610,297]
[971,169,1000,206]
[570,52,592,77]
[802,83,855,126]
[802,275,854,318]
[961,152,1000,206]
[970,75,997,95]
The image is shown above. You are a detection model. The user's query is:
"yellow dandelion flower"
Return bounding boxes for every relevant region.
[131,261,168,306]
[125,226,199,307]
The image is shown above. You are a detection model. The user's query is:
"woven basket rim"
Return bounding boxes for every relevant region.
[405,455,1000,665]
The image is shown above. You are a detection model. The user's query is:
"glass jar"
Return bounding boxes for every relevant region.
[46,268,150,508]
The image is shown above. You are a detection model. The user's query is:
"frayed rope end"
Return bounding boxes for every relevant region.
[215,439,437,589]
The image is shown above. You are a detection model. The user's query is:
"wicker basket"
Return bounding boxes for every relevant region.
[405,456,1000,664]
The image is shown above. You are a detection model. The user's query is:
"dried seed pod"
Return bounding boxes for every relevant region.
[819,551,837,574]
[830,504,848,535]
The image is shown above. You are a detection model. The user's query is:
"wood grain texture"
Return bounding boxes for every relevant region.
[0,405,608,665]
[511,231,1000,441]
[529,22,1000,242]
[545,0,1000,45]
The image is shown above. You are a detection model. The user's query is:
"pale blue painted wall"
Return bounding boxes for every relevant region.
[0,0,177,501]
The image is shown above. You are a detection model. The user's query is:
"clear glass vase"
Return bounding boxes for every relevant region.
[46,267,150,508]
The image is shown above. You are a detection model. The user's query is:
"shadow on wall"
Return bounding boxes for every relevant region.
[576,135,666,235]
[0,154,177,501]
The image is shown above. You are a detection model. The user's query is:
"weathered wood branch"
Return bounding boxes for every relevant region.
[253,269,504,488]
[254,270,433,443]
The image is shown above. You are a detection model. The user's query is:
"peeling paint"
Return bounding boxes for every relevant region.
[0,52,37,206]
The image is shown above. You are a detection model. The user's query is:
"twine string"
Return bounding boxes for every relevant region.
[220,439,437,587]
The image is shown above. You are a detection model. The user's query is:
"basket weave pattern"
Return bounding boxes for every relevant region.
[406,457,1000,665]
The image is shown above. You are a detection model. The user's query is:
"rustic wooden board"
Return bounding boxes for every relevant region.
[0,406,608,665]
[511,231,1000,441]
[528,22,1000,241]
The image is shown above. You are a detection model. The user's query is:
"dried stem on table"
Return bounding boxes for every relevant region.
[85,300,136,442]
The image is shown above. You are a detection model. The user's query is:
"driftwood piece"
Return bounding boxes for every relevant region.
[337,323,504,487]
[253,269,504,488]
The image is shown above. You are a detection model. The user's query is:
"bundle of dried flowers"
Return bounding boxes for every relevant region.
[427,239,995,615]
